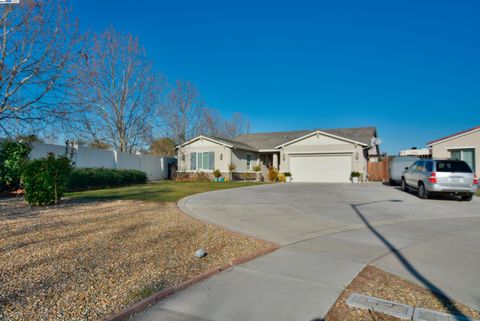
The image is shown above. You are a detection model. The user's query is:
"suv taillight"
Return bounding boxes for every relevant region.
[474,175,478,186]
[429,172,437,184]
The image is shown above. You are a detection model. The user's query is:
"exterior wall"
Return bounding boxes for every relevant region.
[232,149,259,172]
[28,142,171,180]
[177,138,230,173]
[279,133,368,180]
[430,130,480,176]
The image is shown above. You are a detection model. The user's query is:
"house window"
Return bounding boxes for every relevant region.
[246,154,251,170]
[190,153,197,170]
[191,152,215,170]
[450,149,475,171]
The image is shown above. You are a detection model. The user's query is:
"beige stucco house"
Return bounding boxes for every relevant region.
[427,126,479,176]
[175,127,379,182]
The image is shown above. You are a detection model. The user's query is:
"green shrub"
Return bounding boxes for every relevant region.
[252,164,261,172]
[22,154,73,206]
[351,171,361,178]
[0,140,32,191]
[68,168,147,191]
[213,169,222,178]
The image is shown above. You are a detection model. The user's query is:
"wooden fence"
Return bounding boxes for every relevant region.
[367,155,390,182]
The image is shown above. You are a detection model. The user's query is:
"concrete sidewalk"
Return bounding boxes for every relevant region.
[133,183,480,321]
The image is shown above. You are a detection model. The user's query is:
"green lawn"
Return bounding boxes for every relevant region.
[67,180,262,202]
[476,189,480,197]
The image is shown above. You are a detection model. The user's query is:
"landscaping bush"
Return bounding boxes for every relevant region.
[213,169,222,178]
[252,164,261,172]
[0,140,32,191]
[267,166,278,182]
[195,171,210,181]
[22,153,73,205]
[68,168,147,191]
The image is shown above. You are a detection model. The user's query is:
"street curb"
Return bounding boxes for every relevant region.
[103,244,278,321]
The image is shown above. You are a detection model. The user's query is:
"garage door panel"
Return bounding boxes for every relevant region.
[290,154,352,183]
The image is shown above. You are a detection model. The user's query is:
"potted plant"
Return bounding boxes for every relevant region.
[252,164,262,181]
[351,171,361,183]
[284,172,292,182]
[213,169,222,182]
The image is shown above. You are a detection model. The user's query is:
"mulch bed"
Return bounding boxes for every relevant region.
[325,265,480,321]
[0,197,270,321]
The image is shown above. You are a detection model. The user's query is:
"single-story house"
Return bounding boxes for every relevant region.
[427,126,479,176]
[175,127,380,182]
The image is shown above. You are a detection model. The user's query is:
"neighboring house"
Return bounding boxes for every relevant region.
[399,148,431,158]
[427,126,479,176]
[175,127,379,183]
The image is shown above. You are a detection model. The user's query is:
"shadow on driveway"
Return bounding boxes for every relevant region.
[351,200,468,321]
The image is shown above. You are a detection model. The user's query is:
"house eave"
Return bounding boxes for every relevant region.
[175,135,234,149]
[427,127,480,146]
[274,130,369,149]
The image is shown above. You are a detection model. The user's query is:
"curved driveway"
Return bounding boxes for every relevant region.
[135,183,480,321]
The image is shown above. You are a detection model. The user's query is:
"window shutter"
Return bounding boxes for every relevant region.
[190,153,197,170]
[209,152,215,170]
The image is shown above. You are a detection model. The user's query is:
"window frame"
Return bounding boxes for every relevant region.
[450,149,475,172]
[190,151,215,171]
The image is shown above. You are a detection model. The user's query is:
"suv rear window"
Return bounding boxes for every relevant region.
[436,161,473,173]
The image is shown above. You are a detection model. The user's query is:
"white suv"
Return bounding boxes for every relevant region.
[401,159,478,201]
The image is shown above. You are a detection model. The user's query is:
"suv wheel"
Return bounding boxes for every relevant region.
[418,183,429,199]
[401,179,408,192]
[461,194,473,202]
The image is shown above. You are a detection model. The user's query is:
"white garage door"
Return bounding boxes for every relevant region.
[290,154,352,182]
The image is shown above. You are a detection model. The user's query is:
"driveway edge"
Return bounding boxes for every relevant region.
[103,244,278,321]
[104,185,279,321]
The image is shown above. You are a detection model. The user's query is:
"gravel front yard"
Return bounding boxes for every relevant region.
[0,197,270,321]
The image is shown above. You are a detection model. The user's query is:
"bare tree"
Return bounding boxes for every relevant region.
[161,80,204,144]
[223,112,250,138]
[0,0,79,136]
[201,109,250,138]
[71,27,162,153]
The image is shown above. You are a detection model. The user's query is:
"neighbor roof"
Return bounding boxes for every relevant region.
[427,126,480,146]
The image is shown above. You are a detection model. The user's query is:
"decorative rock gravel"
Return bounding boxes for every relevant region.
[0,198,269,321]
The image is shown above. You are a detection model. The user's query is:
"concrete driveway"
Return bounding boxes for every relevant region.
[133,183,480,321]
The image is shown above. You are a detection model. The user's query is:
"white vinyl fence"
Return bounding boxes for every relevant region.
[29,142,175,181]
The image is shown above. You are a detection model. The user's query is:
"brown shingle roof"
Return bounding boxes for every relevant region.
[233,127,377,150]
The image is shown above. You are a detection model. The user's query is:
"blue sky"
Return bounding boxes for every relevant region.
[72,0,480,153]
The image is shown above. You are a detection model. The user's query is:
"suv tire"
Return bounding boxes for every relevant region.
[418,183,429,199]
[401,178,408,192]
[461,194,473,202]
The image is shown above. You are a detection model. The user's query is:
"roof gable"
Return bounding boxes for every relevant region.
[274,129,369,148]
[427,126,480,146]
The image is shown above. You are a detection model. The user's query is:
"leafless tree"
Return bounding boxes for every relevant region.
[0,0,80,136]
[223,112,250,138]
[161,80,204,144]
[71,27,162,153]
[201,109,250,138]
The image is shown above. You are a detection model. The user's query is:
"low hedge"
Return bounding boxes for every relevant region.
[68,168,147,191]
